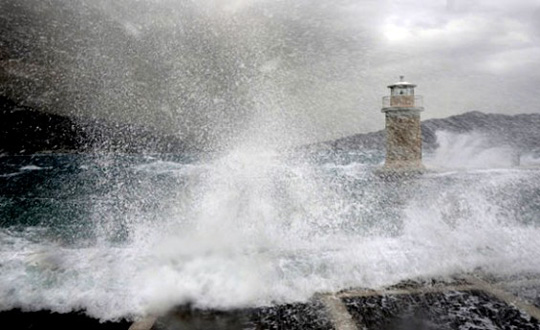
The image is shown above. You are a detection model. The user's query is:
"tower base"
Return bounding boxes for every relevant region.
[374,166,426,180]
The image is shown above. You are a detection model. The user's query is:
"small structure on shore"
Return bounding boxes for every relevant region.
[381,76,424,172]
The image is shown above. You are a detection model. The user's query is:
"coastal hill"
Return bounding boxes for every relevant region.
[306,111,540,154]
[0,96,189,155]
[1,95,539,155]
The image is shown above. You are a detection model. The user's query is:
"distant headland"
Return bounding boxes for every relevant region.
[0,96,190,155]
[303,111,540,156]
[1,95,539,156]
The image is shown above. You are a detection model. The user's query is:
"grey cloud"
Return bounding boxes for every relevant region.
[0,0,538,148]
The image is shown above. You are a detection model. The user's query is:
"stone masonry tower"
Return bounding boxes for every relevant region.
[381,76,424,170]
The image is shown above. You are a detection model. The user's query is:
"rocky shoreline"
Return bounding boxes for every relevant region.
[0,96,190,155]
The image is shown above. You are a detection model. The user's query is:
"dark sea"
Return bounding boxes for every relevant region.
[1,134,539,322]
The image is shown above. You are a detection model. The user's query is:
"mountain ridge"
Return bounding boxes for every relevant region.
[303,111,540,154]
[0,96,192,155]
[1,95,538,155]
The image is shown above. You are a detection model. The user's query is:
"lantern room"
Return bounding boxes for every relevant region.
[387,75,417,108]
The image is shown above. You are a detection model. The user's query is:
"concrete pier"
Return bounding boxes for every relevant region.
[132,273,540,330]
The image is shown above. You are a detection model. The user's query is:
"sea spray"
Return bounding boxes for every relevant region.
[0,149,539,321]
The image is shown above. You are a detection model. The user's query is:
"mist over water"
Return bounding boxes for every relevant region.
[1,142,539,321]
[1,0,540,324]
[0,0,379,148]
[426,131,521,169]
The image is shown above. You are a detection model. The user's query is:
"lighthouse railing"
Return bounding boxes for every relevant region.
[382,95,423,108]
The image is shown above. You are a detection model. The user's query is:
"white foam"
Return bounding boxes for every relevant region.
[133,160,203,175]
[0,172,23,178]
[520,153,540,167]
[1,151,539,322]
[425,131,519,170]
[20,165,51,171]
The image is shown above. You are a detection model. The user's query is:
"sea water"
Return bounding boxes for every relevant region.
[0,140,539,322]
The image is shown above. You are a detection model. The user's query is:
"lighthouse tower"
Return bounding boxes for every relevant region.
[381,76,424,171]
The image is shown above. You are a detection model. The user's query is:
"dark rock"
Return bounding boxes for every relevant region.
[0,95,192,154]
[0,309,131,330]
[342,290,540,330]
[0,95,87,154]
[153,301,334,330]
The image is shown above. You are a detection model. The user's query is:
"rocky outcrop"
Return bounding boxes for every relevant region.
[0,96,85,154]
[0,96,190,155]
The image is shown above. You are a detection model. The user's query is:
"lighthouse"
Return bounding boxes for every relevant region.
[381,76,424,171]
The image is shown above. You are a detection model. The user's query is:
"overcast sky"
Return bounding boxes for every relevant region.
[1,0,539,147]
[291,0,540,142]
